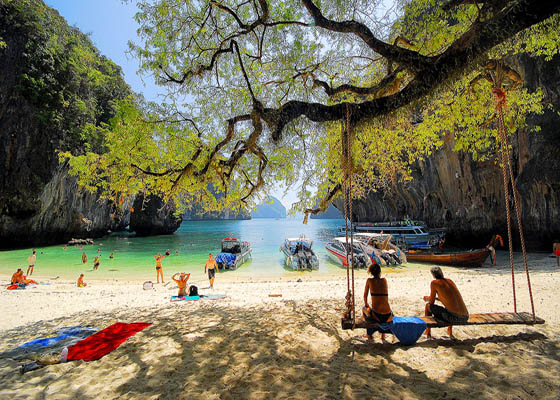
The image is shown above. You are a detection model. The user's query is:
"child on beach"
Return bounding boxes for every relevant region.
[93,256,100,270]
[155,253,166,283]
[171,272,190,296]
[77,274,87,287]
[27,250,36,276]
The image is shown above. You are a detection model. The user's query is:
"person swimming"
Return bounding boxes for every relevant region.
[109,252,114,259]
[171,272,190,296]
[93,256,100,271]
[82,252,87,264]
[77,274,87,287]
[165,249,171,256]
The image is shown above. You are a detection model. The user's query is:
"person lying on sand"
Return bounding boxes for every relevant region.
[171,272,190,296]
[363,263,393,342]
[19,271,38,285]
[423,266,468,339]
[11,268,23,284]
[77,274,87,287]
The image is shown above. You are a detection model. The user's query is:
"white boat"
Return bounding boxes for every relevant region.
[325,237,372,268]
[280,236,319,271]
[352,233,407,266]
[215,237,251,270]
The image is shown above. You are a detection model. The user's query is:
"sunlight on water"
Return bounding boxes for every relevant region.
[0,219,353,281]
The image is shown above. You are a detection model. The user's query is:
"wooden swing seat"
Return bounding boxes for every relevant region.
[342,312,544,330]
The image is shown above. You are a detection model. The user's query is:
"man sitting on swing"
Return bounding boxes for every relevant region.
[424,267,469,338]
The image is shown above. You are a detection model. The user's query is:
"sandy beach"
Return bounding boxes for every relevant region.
[1,251,559,399]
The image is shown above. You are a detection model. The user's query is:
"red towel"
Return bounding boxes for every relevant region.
[67,322,151,361]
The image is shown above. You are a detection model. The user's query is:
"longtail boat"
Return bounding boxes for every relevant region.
[405,235,503,268]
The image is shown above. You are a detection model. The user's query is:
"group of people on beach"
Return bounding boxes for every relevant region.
[154,251,219,296]
[10,268,38,286]
[363,264,468,341]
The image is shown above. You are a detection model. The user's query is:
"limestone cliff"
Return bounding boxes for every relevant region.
[346,54,560,250]
[130,194,183,236]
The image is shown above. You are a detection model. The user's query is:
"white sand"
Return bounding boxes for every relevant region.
[0,251,559,399]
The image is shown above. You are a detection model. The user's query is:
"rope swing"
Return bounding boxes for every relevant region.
[341,104,357,327]
[492,80,536,321]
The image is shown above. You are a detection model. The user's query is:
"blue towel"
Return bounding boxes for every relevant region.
[19,327,98,349]
[379,316,426,345]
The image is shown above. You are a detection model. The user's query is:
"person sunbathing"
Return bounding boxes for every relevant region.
[77,274,87,287]
[11,268,22,284]
[171,272,191,296]
[423,266,468,338]
[363,263,393,342]
[21,272,38,285]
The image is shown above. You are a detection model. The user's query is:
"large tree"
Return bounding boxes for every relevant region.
[62,0,560,217]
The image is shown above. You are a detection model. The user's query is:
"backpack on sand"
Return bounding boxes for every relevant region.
[189,285,198,296]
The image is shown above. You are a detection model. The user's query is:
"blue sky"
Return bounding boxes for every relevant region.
[44,0,301,209]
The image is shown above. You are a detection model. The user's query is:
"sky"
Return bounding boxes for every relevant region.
[44,0,300,209]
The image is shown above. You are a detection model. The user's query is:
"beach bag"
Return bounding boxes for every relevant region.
[143,281,154,290]
[189,285,198,296]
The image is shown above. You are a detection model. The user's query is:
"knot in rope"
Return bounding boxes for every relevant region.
[492,86,507,107]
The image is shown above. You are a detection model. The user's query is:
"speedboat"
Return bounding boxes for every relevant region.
[215,237,251,270]
[352,233,407,266]
[280,236,319,271]
[325,237,372,268]
[337,219,445,247]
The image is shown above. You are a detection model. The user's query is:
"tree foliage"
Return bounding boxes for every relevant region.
[61,0,560,216]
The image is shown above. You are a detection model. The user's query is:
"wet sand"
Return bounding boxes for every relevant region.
[0,251,559,399]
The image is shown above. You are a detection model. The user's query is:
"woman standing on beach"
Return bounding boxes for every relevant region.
[363,263,393,342]
[155,253,166,283]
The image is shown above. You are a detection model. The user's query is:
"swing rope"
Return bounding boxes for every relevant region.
[493,85,536,321]
[342,104,356,326]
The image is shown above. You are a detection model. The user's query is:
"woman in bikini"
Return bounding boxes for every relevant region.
[363,263,393,342]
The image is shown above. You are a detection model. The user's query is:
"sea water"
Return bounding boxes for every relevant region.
[0,219,349,281]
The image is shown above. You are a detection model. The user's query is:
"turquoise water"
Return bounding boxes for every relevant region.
[0,219,348,281]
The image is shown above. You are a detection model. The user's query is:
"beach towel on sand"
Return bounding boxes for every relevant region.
[67,322,151,361]
[171,294,226,302]
[378,316,426,345]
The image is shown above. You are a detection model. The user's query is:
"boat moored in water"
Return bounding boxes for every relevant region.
[352,233,407,266]
[215,238,251,270]
[280,236,319,271]
[405,248,491,268]
[325,237,372,268]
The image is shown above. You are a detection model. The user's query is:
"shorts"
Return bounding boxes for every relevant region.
[208,268,216,279]
[555,249,560,257]
[430,304,469,324]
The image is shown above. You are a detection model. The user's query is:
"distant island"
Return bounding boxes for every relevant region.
[310,204,343,219]
[251,196,286,218]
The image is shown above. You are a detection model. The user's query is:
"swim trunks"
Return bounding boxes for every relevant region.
[555,249,560,257]
[208,268,216,279]
[430,304,468,324]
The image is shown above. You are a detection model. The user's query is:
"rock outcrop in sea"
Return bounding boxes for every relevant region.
[344,54,560,250]
[129,194,183,236]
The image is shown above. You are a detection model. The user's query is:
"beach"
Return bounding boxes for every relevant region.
[1,251,559,399]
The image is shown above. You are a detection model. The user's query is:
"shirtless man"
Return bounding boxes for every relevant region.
[171,272,191,296]
[424,266,468,338]
[27,250,36,276]
[77,274,87,287]
[553,241,560,267]
[155,253,166,283]
[205,253,219,289]
[11,268,22,284]
[93,256,100,271]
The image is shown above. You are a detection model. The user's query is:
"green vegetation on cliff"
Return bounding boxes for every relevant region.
[0,0,131,217]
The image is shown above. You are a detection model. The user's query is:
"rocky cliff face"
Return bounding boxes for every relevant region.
[130,194,183,236]
[346,54,560,250]
[0,1,181,249]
